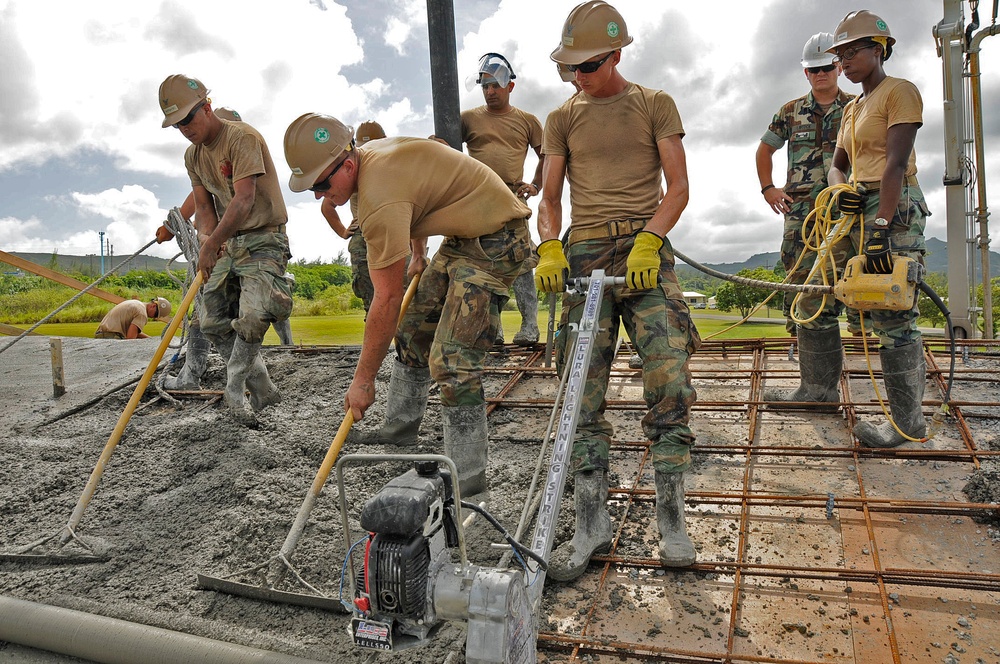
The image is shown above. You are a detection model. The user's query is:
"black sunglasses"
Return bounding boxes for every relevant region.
[309,156,349,193]
[567,51,614,74]
[173,102,205,128]
[807,64,837,74]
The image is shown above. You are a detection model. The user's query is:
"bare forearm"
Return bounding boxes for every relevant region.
[537,197,562,241]
[645,185,689,238]
[355,292,402,385]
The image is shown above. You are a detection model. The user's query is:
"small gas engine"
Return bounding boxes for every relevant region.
[343,457,534,663]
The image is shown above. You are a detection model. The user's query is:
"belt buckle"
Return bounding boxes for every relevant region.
[607,219,631,237]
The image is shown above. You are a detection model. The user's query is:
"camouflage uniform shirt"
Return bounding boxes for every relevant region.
[760,89,854,233]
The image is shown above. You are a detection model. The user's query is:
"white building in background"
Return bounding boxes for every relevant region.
[684,292,707,309]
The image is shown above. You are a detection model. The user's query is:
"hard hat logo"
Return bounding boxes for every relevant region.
[314,128,330,144]
[607,22,619,38]
[186,80,198,90]
[875,20,887,31]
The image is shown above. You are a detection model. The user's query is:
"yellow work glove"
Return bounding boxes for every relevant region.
[534,239,569,292]
[626,231,663,289]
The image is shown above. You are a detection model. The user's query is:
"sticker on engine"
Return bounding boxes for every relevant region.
[352,617,393,650]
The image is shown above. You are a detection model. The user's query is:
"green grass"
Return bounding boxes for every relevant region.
[0,309,816,346]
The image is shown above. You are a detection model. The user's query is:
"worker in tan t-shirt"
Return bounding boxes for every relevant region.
[95,297,171,340]
[538,1,701,579]
[284,114,531,497]
[461,52,544,347]
[158,75,292,423]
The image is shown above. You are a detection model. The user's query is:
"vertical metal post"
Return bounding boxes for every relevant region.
[50,338,65,398]
[936,0,976,338]
[426,0,461,150]
[99,231,105,275]
[968,25,1000,338]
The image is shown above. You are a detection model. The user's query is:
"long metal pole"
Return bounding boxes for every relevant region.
[426,0,461,150]
[937,0,976,338]
[968,25,1000,338]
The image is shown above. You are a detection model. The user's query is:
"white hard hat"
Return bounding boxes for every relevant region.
[801,32,836,68]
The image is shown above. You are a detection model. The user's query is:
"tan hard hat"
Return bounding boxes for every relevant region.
[152,297,171,318]
[355,121,386,146]
[284,113,355,193]
[829,10,895,52]
[214,107,242,122]
[158,75,209,128]
[550,1,633,66]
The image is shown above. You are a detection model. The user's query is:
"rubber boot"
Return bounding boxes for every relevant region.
[164,327,210,390]
[273,318,293,345]
[224,336,261,424]
[246,354,281,411]
[442,403,489,498]
[854,342,927,448]
[548,470,614,582]
[511,270,540,346]
[628,352,643,369]
[349,360,431,446]
[764,326,843,411]
[495,318,505,345]
[655,470,696,567]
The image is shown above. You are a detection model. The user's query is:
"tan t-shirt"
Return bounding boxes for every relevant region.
[461,106,543,186]
[836,76,921,183]
[185,120,288,233]
[543,82,684,230]
[356,137,531,270]
[96,300,147,337]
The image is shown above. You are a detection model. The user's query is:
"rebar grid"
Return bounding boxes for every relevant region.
[484,337,1000,663]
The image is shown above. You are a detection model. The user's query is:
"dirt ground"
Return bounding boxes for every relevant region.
[0,342,567,663]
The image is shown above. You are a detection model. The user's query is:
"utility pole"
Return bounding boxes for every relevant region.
[99,231,105,275]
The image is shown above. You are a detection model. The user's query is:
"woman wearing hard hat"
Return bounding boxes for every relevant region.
[825,10,930,448]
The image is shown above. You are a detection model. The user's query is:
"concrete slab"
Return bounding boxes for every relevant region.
[0,336,167,432]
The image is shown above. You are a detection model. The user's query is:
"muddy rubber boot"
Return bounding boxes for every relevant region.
[164,327,210,390]
[548,470,614,582]
[655,470,696,567]
[854,342,927,448]
[628,352,643,369]
[246,354,281,412]
[512,270,540,346]
[442,403,489,498]
[349,360,431,446]
[764,326,843,411]
[224,336,261,424]
[495,318,505,346]
[273,318,293,345]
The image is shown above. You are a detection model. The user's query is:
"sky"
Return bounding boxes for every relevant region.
[1,0,998,267]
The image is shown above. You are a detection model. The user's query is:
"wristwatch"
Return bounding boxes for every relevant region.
[873,217,890,229]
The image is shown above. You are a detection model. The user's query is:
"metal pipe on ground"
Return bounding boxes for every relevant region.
[0,595,325,664]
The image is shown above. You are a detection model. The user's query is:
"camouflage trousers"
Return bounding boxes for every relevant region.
[395,219,530,407]
[349,231,411,317]
[782,199,869,336]
[794,183,929,347]
[348,231,375,315]
[199,230,293,345]
[556,234,702,475]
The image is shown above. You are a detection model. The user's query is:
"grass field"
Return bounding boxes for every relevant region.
[3,309,796,346]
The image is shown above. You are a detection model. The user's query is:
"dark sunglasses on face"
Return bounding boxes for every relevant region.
[807,64,837,74]
[309,157,349,193]
[173,102,205,128]
[567,51,614,74]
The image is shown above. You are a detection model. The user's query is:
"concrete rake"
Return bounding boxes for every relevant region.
[1,273,204,565]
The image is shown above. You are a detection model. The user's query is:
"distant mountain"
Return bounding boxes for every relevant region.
[3,252,183,277]
[676,236,1000,281]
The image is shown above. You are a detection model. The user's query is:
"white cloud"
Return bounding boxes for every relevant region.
[1,0,997,273]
